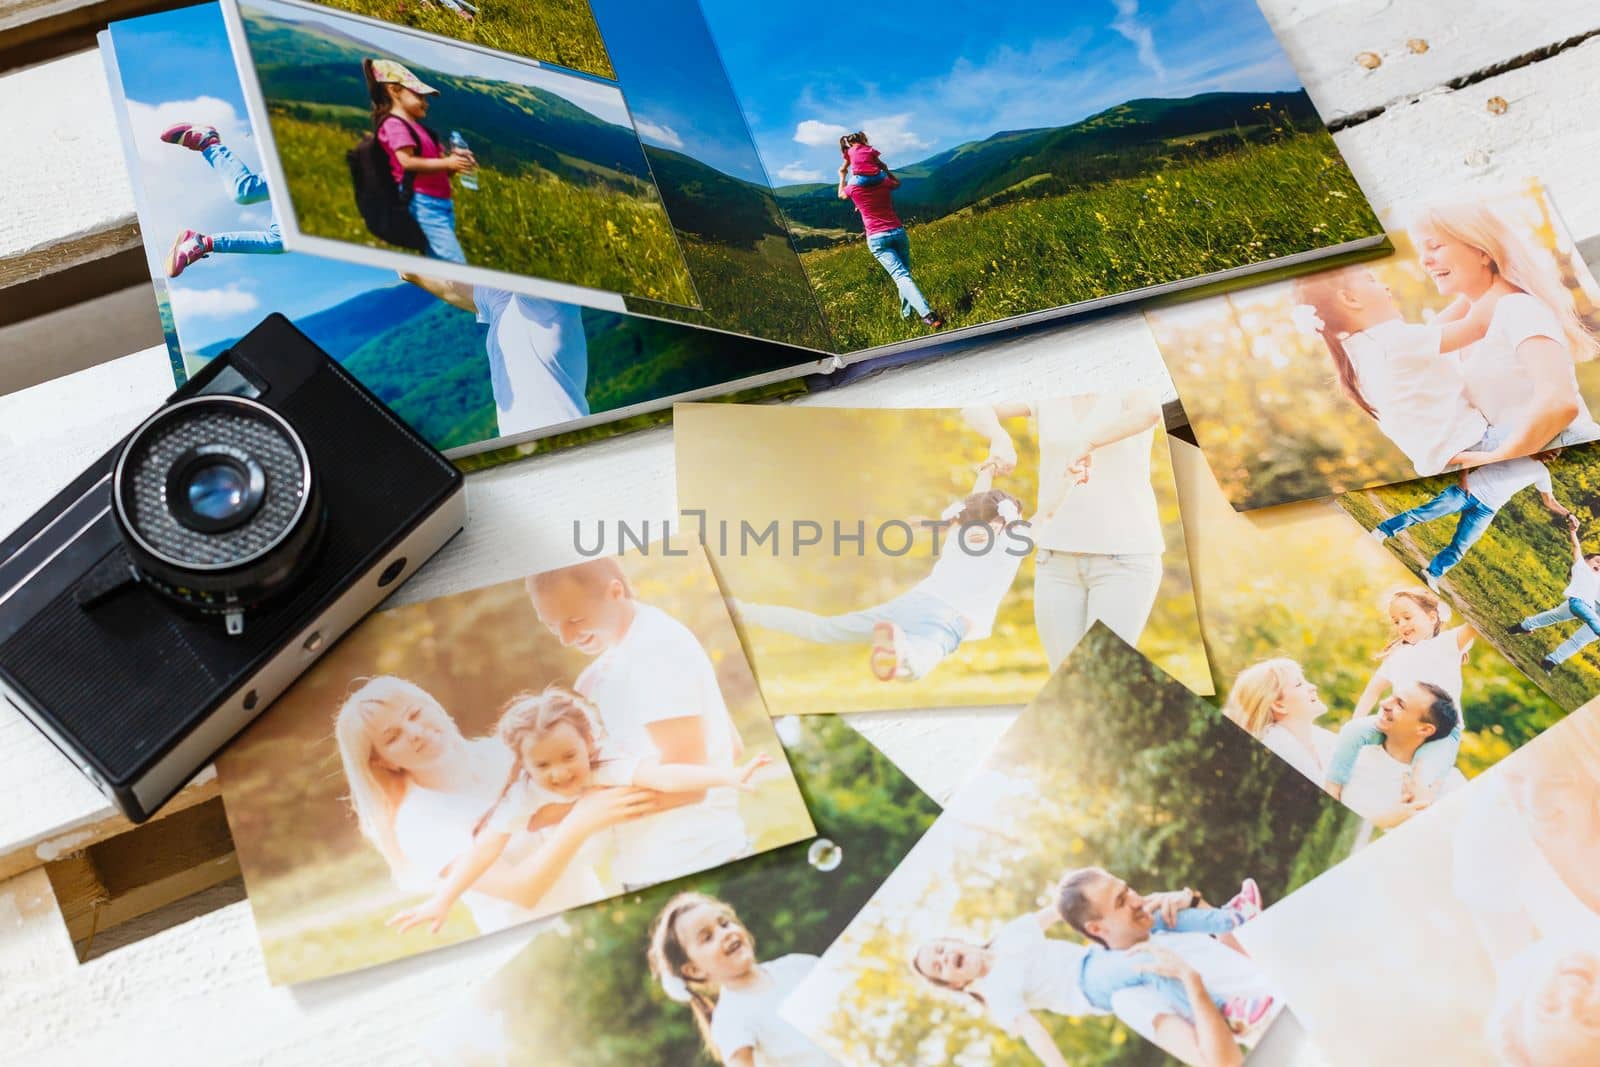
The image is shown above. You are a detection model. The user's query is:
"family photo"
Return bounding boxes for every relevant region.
[695,0,1380,349]
[234,0,699,305]
[1171,439,1568,829]
[1237,700,1600,1067]
[421,715,939,1066]
[673,396,1209,716]
[1341,438,1600,711]
[782,628,1361,1067]
[1148,181,1600,510]
[214,548,813,984]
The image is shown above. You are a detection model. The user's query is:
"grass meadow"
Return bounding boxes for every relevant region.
[304,0,614,78]
[803,132,1375,351]
[268,111,697,305]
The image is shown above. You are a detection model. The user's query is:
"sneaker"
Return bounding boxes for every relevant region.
[1541,655,1559,674]
[1424,572,1442,594]
[1505,621,1528,635]
[921,312,946,330]
[165,229,212,278]
[1369,527,1388,542]
[159,123,219,151]
[1222,995,1275,1035]
[1222,877,1264,923]
[869,620,906,682]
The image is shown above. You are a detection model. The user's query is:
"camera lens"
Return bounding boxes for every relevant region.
[112,395,323,622]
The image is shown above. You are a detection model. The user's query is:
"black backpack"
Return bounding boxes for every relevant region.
[347,115,433,253]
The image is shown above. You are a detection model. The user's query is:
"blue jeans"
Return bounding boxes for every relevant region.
[735,588,967,676]
[1376,485,1498,578]
[865,227,931,319]
[202,143,283,255]
[1522,598,1600,663]
[1079,945,1222,1022]
[848,171,886,187]
[1154,907,1245,937]
[411,192,467,263]
[1325,714,1462,789]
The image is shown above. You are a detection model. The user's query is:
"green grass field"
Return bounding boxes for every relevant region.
[803,131,1376,351]
[269,112,697,305]
[307,0,614,78]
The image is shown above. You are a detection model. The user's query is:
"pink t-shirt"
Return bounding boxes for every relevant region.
[377,115,452,199]
[847,143,883,175]
[845,181,902,236]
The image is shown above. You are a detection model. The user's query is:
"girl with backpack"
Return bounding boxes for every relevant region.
[363,58,476,263]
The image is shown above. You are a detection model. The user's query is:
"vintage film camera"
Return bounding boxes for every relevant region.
[0,315,466,821]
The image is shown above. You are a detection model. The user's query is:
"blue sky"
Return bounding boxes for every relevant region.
[110,4,407,354]
[696,0,1305,184]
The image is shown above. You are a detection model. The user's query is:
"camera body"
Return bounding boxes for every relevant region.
[0,314,466,822]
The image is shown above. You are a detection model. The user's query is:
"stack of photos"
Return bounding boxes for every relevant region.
[219,0,1385,353]
[1170,438,1569,830]
[781,626,1363,1066]
[1236,699,1600,1067]
[102,3,819,460]
[1146,181,1600,510]
[214,546,814,984]
[673,395,1209,715]
[1340,439,1600,711]
[421,715,940,1066]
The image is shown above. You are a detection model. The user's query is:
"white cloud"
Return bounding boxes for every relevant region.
[776,162,826,183]
[793,119,850,147]
[1110,0,1167,81]
[856,114,933,155]
[171,284,261,319]
[632,116,684,149]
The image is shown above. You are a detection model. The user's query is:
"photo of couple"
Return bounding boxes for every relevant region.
[215,548,813,984]
[1238,699,1600,1067]
[1148,182,1600,510]
[1172,439,1569,830]
[421,715,940,1066]
[782,628,1360,1066]
[673,392,1209,716]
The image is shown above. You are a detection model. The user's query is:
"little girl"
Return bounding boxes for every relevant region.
[648,892,837,1066]
[1292,264,1498,476]
[388,688,769,933]
[1324,588,1476,802]
[364,57,475,263]
[839,130,886,187]
[734,458,1085,683]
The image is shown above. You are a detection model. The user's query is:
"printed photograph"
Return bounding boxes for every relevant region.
[1147,181,1600,510]
[108,4,821,454]
[235,0,698,305]
[674,396,1210,716]
[697,0,1381,350]
[782,627,1363,1067]
[215,548,814,984]
[1171,439,1568,831]
[1236,700,1600,1067]
[1340,440,1600,711]
[421,714,939,1066]
[297,0,615,79]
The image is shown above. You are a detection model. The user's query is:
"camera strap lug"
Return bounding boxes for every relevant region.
[224,608,245,636]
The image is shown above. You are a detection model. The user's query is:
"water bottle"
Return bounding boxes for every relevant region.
[449,130,478,190]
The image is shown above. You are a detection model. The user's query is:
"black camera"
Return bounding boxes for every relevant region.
[0,315,466,822]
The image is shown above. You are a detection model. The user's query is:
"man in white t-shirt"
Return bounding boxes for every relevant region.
[1373,452,1572,589]
[1509,523,1600,672]
[525,558,749,890]
[1338,682,1467,826]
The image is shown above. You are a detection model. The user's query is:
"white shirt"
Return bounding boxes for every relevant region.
[1343,319,1488,476]
[915,525,1027,641]
[1465,455,1553,511]
[1459,293,1600,447]
[475,288,589,438]
[710,955,837,1067]
[1339,742,1466,823]
[1111,932,1281,1038]
[1374,629,1467,705]
[1259,723,1339,785]
[969,915,1098,1036]
[1030,393,1164,556]
[575,602,747,886]
[1565,559,1600,603]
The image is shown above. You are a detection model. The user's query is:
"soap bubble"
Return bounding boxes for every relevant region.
[808,838,843,872]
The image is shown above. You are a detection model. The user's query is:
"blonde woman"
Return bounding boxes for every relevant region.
[1222,659,1337,785]
[1409,199,1600,468]
[334,676,647,934]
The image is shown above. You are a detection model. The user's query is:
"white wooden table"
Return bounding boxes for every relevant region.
[3,2,1600,1063]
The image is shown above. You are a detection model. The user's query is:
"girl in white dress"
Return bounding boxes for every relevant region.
[647,892,837,1067]
[389,688,770,933]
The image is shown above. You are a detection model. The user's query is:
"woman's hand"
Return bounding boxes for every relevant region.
[734,753,774,790]
[1130,944,1201,984]
[569,786,655,833]
[386,892,454,935]
[1447,449,1502,469]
